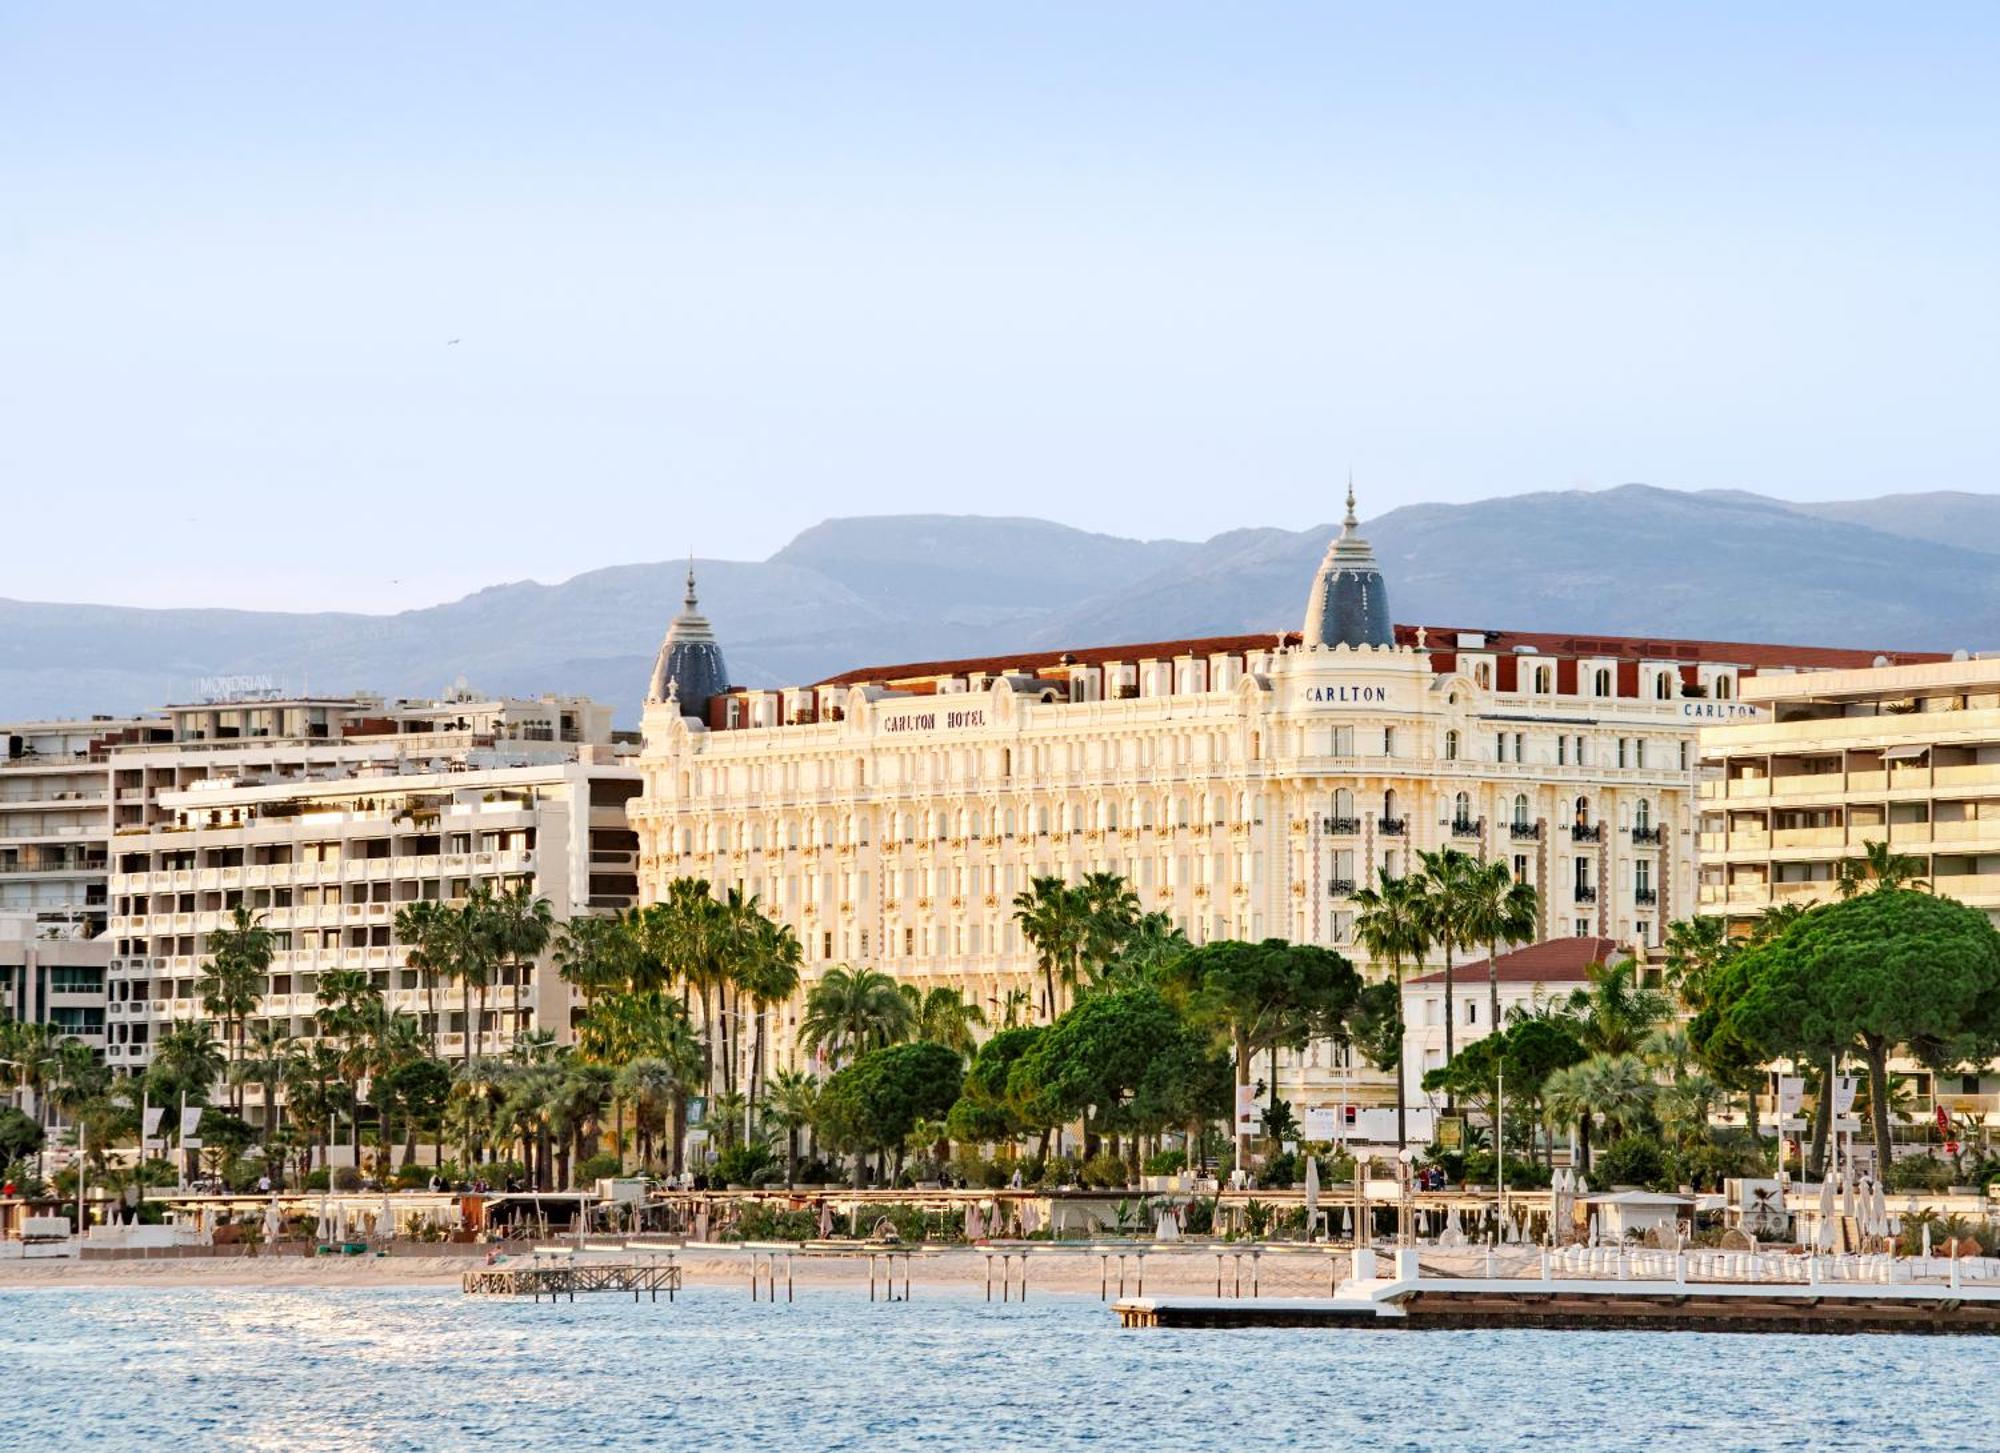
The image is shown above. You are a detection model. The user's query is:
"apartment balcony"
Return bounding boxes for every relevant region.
[1322,816,1361,836]
[1329,878,1356,897]
[1772,826,1844,849]
[1634,888,1659,906]
[1572,885,1598,904]
[1449,820,1481,840]
[1889,823,1933,847]
[1727,779,1770,799]
[1932,820,2000,844]
[1935,871,2000,901]
[1570,824,1602,844]
[1772,776,1843,797]
[1630,826,1663,845]
[1378,818,1406,837]
[1773,880,1834,902]
[1509,822,1541,842]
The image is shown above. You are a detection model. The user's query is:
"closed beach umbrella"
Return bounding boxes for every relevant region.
[816,1201,833,1239]
[1155,1206,1180,1242]
[1841,1170,1857,1226]
[1304,1155,1321,1242]
[1816,1174,1836,1252]
[264,1197,282,1245]
[964,1203,983,1241]
[1871,1178,1890,1240]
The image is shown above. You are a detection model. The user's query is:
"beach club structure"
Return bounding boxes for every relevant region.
[629,488,1935,1129]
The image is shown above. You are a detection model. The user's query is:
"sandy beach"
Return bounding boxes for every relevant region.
[0,1243,1366,1297]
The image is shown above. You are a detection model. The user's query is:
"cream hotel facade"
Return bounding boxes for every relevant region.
[631,493,1931,1099]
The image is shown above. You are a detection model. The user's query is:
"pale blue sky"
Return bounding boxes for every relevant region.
[4,4,1996,610]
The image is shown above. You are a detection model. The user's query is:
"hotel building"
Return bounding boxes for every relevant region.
[94,686,639,1081]
[630,492,1928,1105]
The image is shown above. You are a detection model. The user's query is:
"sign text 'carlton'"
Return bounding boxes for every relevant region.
[881,708,987,733]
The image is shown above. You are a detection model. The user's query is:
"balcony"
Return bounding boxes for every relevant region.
[1329,878,1356,897]
[1570,824,1602,844]
[1630,826,1663,845]
[1322,816,1360,836]
[1378,818,1406,837]
[1573,885,1598,904]
[1509,822,1541,842]
[1449,820,1481,840]
[1634,888,1658,906]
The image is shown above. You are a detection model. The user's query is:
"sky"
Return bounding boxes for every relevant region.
[4,3,1998,612]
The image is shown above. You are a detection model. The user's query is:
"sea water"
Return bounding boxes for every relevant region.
[4,1284,1986,1451]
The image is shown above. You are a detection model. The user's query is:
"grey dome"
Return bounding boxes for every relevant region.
[647,564,730,717]
[1301,482,1392,649]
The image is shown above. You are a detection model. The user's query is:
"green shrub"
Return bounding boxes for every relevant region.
[1886,1154,1953,1192]
[711,1143,774,1187]
[303,1168,330,1191]
[1262,1151,1300,1187]
[1142,1149,1187,1176]
[575,1152,624,1184]
[726,1204,822,1242]
[1081,1153,1129,1189]
[1595,1136,1668,1190]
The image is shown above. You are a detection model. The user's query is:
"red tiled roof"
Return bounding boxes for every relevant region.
[806,624,1944,691]
[812,631,1304,688]
[1394,625,1947,672]
[1405,936,1627,988]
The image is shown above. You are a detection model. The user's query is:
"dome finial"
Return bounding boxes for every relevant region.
[685,553,698,609]
[1344,472,1358,531]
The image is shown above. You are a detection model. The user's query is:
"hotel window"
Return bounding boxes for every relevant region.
[1329,726,1353,755]
[1679,741,1690,771]
[1574,736,1587,766]
[1635,798,1652,832]
[1453,791,1472,826]
[1594,668,1613,696]
[1636,739,1647,769]
[1617,738,1629,768]
[1383,726,1397,757]
[1636,920,1651,945]
[1715,675,1734,700]
[1513,732,1525,762]
[1575,918,1591,937]
[1512,853,1529,881]
[1494,731,1507,761]
[1534,666,1553,693]
[1473,662,1492,689]
[821,931,834,959]
[1557,737,1568,766]
[1636,859,1653,896]
[1444,730,1459,761]
[1512,794,1529,827]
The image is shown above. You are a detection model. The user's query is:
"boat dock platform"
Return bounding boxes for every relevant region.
[1114,1247,2000,1335]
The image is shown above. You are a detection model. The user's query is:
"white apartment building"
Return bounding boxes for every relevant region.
[75,685,636,1080]
[630,493,1927,1110]
[2,715,167,939]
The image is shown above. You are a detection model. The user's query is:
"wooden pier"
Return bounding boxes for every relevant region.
[462,1250,681,1303]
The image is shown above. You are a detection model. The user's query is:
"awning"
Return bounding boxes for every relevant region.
[1882,744,1931,761]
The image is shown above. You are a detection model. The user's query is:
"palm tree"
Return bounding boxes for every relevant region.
[1078,871,1141,983]
[764,1066,819,1187]
[489,883,555,1045]
[393,899,451,1055]
[1012,875,1089,1020]
[1837,838,1929,897]
[901,984,986,1057]
[737,915,802,1128]
[445,888,503,1076]
[553,912,633,1009]
[798,965,913,1068]
[200,906,273,1111]
[614,1057,685,1171]
[1564,959,1669,1058]
[1542,1061,1596,1170]
[1459,857,1539,1033]
[1414,848,1480,1071]
[655,878,727,1096]
[234,1021,296,1152]
[1352,874,1431,1151]
[1579,1053,1657,1143]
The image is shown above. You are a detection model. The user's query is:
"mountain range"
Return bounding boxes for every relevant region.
[5,484,1998,725]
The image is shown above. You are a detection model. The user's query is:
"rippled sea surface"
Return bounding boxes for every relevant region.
[6,1283,1990,1452]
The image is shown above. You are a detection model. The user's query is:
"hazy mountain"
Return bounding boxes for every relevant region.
[5,486,1998,725]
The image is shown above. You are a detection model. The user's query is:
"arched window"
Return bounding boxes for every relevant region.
[1513,793,1529,827]
[1655,673,1672,700]
[1444,729,1459,761]
[1473,662,1492,689]
[1534,666,1553,693]
[1715,675,1734,700]
[1453,791,1471,825]
[1594,668,1613,696]
[1574,795,1591,827]
[1635,798,1652,832]
[1383,788,1399,823]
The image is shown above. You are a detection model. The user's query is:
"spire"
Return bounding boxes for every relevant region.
[1301,479,1392,649]
[647,556,730,714]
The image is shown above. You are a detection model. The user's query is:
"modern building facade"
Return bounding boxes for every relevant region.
[1699,656,2000,929]
[630,495,1927,1109]
[81,685,637,1080]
